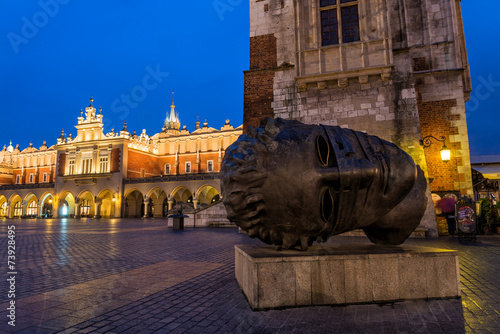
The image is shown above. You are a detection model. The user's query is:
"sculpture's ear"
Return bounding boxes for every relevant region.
[261,117,280,137]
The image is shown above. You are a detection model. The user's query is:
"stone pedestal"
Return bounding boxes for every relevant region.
[173,217,184,230]
[235,244,460,310]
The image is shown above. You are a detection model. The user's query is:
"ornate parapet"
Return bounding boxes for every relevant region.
[0,182,54,191]
[123,172,219,185]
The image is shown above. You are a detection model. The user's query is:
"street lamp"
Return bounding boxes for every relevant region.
[421,135,451,163]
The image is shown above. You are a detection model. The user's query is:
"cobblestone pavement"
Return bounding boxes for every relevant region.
[0,219,499,334]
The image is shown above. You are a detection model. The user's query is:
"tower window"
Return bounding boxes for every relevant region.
[82,158,92,174]
[207,160,214,172]
[68,160,76,175]
[320,0,359,46]
[100,157,109,173]
[185,162,191,173]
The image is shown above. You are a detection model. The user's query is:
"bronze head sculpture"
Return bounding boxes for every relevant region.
[221,118,428,251]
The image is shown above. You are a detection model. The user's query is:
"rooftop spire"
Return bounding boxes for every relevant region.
[164,89,181,133]
[58,128,66,143]
[169,91,177,123]
[122,120,129,133]
[89,96,94,107]
[7,140,13,153]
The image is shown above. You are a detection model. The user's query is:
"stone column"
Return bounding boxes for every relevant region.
[7,202,12,219]
[22,201,27,217]
[94,202,101,219]
[113,199,120,218]
[143,199,149,219]
[193,199,199,210]
[52,198,59,218]
[38,202,43,218]
[150,198,157,217]
[75,149,81,174]
[75,203,81,218]
[168,199,174,211]
[93,148,99,173]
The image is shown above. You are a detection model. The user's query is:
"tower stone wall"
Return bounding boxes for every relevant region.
[244,0,472,195]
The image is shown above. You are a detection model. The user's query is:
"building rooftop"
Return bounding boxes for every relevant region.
[470,155,500,164]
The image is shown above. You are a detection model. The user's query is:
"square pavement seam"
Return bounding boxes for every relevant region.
[1,220,500,333]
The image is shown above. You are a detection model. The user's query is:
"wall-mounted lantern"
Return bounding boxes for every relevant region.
[421,135,451,163]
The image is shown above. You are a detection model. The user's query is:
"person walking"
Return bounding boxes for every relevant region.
[439,197,457,235]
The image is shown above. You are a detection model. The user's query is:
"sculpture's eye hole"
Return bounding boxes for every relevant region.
[317,135,330,166]
[321,188,334,223]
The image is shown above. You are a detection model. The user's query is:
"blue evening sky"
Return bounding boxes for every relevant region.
[0,1,498,156]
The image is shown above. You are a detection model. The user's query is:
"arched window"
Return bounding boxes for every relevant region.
[27,201,38,217]
[13,202,22,217]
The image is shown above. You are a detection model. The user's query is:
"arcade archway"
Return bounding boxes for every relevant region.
[98,189,115,218]
[124,190,144,218]
[0,195,7,218]
[148,187,167,218]
[24,193,38,218]
[197,185,221,208]
[77,191,95,218]
[40,192,54,218]
[172,186,193,205]
[58,192,76,218]
[9,194,22,218]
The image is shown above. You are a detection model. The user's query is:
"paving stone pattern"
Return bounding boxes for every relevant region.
[0,219,499,333]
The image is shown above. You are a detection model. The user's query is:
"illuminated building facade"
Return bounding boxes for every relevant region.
[0,96,242,221]
[0,139,57,218]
